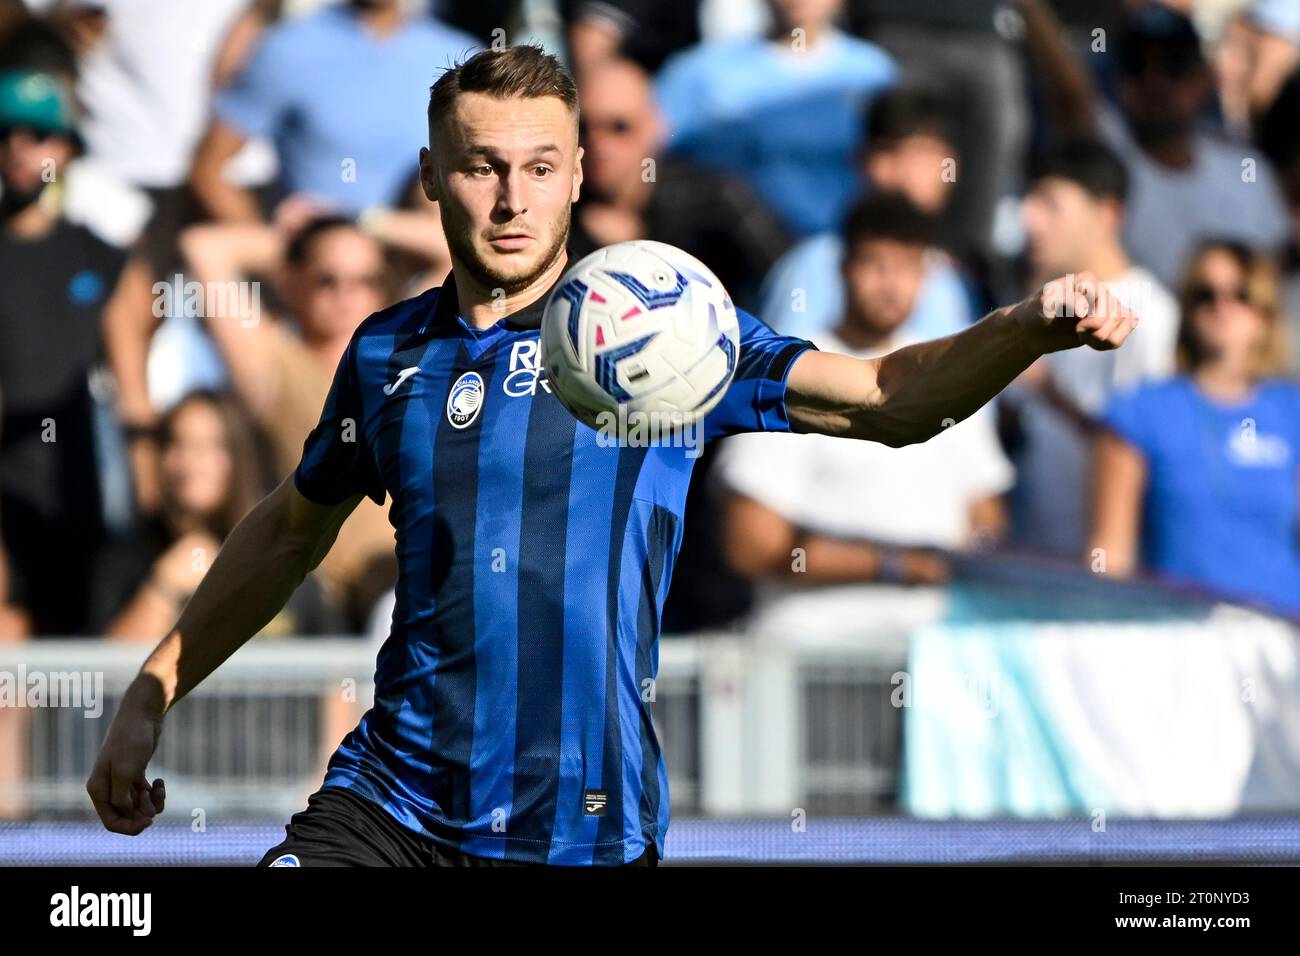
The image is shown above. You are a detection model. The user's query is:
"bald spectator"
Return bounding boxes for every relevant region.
[568,56,789,309]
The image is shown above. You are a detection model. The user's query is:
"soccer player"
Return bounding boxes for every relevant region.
[87,46,1137,867]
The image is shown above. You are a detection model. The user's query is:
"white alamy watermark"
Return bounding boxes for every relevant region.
[891,668,1001,719]
[1042,272,1156,321]
[49,887,151,936]
[594,407,704,459]
[153,273,262,327]
[0,667,103,718]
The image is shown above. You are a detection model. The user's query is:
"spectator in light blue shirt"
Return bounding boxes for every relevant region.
[1093,241,1300,617]
[757,86,977,343]
[653,0,896,237]
[193,0,479,220]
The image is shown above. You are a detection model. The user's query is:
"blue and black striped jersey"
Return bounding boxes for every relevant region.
[294,279,814,864]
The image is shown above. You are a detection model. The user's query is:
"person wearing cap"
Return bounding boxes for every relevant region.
[1105,4,1292,286]
[1031,2,1293,289]
[0,67,157,637]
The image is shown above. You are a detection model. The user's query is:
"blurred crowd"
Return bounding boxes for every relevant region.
[0,0,1298,645]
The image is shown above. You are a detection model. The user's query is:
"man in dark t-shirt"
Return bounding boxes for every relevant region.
[0,69,151,634]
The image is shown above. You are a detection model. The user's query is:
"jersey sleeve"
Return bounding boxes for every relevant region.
[293,334,386,507]
[703,308,817,441]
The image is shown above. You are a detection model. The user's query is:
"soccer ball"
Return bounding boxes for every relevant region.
[540,240,740,430]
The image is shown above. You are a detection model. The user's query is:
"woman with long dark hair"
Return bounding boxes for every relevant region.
[105,390,342,639]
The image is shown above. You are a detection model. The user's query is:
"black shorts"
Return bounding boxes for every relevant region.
[257,787,658,868]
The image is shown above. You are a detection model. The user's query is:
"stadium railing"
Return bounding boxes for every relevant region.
[2,554,1299,824]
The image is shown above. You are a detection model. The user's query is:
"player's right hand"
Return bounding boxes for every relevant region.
[86,689,166,835]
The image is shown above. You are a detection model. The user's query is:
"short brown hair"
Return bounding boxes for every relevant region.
[427,45,578,137]
[1176,239,1290,378]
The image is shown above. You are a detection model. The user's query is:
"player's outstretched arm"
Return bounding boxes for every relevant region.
[785,272,1138,445]
[86,476,361,835]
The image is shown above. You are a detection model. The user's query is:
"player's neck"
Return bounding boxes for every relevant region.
[452,252,569,329]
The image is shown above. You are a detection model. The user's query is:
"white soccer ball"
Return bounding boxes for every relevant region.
[540,240,740,430]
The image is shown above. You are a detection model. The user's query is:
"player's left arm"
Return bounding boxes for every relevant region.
[785,273,1138,445]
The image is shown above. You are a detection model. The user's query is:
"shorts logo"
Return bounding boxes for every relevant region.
[268,854,300,867]
[447,371,485,429]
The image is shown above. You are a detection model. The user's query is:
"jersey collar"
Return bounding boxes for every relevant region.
[430,275,559,336]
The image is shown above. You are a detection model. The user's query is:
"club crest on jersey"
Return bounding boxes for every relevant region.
[268,853,300,867]
[447,370,485,429]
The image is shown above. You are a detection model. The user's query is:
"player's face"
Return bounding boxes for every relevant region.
[1021,177,1112,278]
[423,92,582,295]
[842,237,925,336]
[283,227,388,341]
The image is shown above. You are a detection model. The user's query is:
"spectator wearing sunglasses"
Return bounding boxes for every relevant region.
[567,56,789,311]
[173,215,398,628]
[1094,5,1292,288]
[1091,240,1300,617]
[567,55,793,632]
